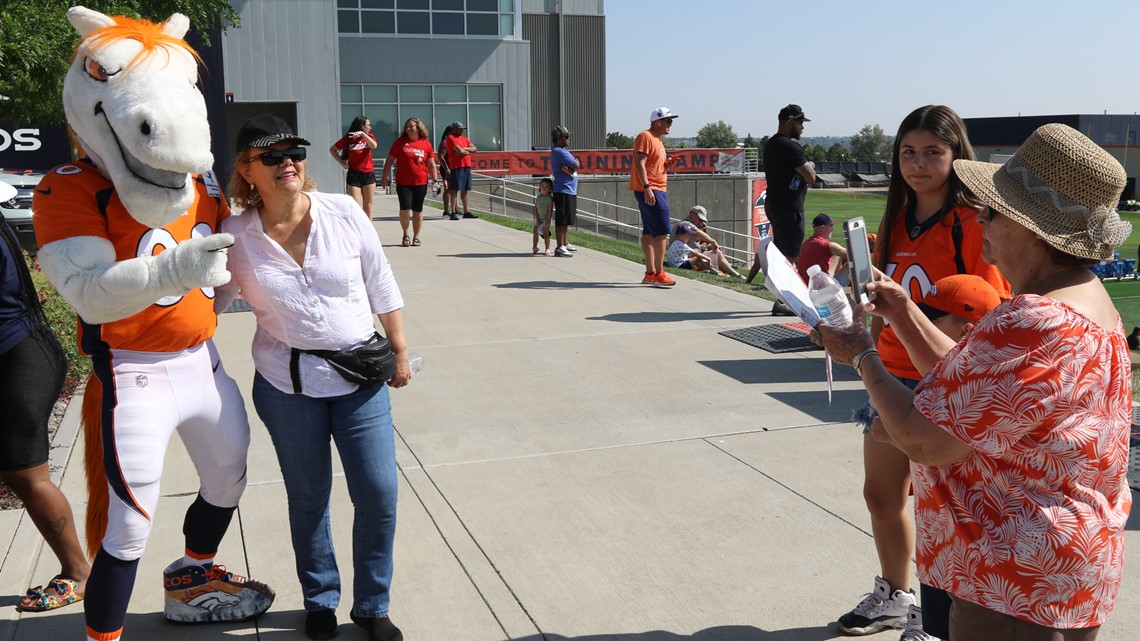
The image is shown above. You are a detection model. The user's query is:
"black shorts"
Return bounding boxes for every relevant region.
[396,184,428,212]
[553,192,577,227]
[0,333,66,471]
[919,583,952,640]
[769,211,805,259]
[346,168,376,188]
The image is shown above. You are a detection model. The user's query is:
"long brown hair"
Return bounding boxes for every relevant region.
[875,105,978,270]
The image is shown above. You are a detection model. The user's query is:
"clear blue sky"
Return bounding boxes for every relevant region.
[605,0,1140,139]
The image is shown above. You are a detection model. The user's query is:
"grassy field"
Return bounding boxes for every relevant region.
[803,190,888,232]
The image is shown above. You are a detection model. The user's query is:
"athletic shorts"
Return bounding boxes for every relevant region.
[635,189,670,237]
[346,168,376,188]
[553,192,577,227]
[920,583,952,640]
[396,184,428,212]
[449,167,472,191]
[769,211,805,259]
[853,376,919,435]
[0,334,66,470]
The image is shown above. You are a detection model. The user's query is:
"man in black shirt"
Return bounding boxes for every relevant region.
[745,104,817,297]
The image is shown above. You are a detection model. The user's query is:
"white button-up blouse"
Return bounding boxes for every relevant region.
[221,192,403,397]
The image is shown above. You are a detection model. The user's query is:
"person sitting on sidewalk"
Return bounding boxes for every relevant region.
[666,206,743,278]
[796,213,848,282]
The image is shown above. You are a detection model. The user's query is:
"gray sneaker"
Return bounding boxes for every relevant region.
[836,576,913,635]
[565,243,578,252]
[554,246,573,257]
[898,605,938,641]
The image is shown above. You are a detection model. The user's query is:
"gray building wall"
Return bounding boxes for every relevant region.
[337,38,533,152]
[220,0,343,194]
[523,9,606,149]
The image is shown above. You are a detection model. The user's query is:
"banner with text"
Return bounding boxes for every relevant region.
[469,149,746,175]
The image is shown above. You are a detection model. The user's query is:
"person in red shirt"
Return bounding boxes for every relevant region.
[796,213,847,282]
[380,117,441,246]
[329,116,379,218]
[444,121,478,219]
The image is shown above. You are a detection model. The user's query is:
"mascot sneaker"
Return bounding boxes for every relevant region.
[163,561,275,623]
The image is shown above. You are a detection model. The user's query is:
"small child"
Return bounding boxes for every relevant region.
[533,178,554,256]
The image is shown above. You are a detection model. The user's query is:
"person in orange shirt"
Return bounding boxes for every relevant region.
[631,107,680,287]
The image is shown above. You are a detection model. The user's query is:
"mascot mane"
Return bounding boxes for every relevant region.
[76,15,204,74]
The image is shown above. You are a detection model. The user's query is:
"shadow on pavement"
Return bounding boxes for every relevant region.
[495,281,646,290]
[504,625,838,641]
[586,311,770,323]
[442,252,539,259]
[699,358,860,385]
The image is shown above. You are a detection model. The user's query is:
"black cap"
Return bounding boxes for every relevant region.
[778,104,810,122]
[235,114,311,153]
[451,121,466,130]
[812,213,833,227]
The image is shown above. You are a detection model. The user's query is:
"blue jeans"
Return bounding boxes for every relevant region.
[252,372,398,616]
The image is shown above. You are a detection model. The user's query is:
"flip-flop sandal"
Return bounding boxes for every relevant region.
[401,235,411,247]
[411,238,421,247]
[18,575,85,612]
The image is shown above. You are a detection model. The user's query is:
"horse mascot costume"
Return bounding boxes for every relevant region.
[31,7,273,639]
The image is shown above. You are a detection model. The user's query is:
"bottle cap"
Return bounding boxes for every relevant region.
[806,265,822,277]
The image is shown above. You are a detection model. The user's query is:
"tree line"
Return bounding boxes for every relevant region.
[605,122,894,167]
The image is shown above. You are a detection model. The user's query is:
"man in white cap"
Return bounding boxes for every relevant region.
[630,107,680,287]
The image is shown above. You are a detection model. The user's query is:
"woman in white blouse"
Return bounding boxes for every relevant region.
[221,114,409,641]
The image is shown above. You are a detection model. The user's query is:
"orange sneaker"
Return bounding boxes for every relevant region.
[652,272,676,287]
[641,272,655,284]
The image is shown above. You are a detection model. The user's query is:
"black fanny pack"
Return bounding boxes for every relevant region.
[290,332,395,393]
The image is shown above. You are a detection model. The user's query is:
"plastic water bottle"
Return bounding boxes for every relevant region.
[806,264,852,327]
[408,352,425,374]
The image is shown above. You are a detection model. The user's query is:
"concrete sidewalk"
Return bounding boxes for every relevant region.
[3,193,1139,640]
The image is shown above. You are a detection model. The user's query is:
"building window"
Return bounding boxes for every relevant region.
[341,83,504,155]
[338,0,515,37]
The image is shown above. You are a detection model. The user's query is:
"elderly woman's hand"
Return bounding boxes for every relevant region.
[862,268,911,323]
[813,312,875,366]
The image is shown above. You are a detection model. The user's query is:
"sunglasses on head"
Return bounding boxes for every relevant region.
[251,147,307,166]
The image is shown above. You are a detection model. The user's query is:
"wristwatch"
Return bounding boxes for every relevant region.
[851,347,880,376]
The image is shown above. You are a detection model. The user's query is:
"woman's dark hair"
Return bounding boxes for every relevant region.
[0,217,64,361]
[875,105,978,271]
[347,116,369,135]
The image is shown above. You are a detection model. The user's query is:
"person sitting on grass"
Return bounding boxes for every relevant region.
[666,206,743,277]
[796,213,848,283]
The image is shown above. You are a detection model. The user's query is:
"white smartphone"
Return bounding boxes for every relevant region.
[844,217,875,305]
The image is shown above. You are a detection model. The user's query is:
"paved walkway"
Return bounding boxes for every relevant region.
[2,193,1139,640]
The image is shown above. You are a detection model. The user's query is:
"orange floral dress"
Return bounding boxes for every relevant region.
[912,294,1132,629]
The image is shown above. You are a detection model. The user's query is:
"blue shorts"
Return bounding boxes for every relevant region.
[635,190,670,237]
[448,167,472,191]
[853,375,920,434]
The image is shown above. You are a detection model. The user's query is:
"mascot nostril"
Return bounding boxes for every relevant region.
[30,5,274,635]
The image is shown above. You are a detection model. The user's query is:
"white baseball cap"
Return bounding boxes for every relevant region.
[650,107,678,122]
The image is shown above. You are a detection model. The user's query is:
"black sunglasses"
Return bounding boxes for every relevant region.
[251,147,307,166]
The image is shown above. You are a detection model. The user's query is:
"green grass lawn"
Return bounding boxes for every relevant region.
[803,190,888,232]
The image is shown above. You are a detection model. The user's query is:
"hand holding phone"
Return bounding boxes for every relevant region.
[843,217,875,306]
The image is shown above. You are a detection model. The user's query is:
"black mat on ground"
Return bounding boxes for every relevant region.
[222,299,252,314]
[719,324,822,354]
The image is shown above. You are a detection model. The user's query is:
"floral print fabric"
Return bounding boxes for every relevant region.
[912,294,1132,628]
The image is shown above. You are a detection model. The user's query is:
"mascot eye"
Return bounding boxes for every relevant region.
[85,58,120,82]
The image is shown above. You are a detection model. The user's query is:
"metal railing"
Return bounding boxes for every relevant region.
[426,173,757,267]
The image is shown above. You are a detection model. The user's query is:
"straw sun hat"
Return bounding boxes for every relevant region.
[953,123,1130,261]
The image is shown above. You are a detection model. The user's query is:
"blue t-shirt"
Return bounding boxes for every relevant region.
[0,224,32,355]
[550,146,579,195]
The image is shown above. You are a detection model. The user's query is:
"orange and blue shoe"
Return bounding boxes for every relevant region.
[163,561,275,623]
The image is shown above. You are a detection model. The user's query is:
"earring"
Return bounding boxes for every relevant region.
[249,182,256,190]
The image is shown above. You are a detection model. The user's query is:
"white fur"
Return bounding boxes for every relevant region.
[64,7,212,229]
[38,234,232,325]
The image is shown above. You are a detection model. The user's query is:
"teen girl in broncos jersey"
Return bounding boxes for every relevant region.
[835,106,1010,641]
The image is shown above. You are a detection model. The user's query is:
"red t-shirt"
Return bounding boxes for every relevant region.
[796,235,833,282]
[386,137,435,186]
[445,134,474,169]
[334,132,377,173]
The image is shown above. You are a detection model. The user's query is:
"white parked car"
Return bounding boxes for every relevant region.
[0,170,44,255]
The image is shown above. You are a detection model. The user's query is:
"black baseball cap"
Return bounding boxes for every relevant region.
[778,104,811,122]
[812,213,833,227]
[235,114,310,153]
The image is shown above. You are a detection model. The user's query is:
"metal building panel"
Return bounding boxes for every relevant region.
[565,15,605,149]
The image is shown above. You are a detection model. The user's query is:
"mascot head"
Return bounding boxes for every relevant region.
[63,6,212,228]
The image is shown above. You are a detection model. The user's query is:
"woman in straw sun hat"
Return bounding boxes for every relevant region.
[818,123,1132,640]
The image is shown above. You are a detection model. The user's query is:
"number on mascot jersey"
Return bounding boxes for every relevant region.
[138,222,219,306]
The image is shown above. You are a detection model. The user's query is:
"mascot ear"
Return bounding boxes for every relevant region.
[67,6,116,36]
[162,13,191,39]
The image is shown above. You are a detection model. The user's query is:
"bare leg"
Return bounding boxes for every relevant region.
[863,436,915,594]
[641,234,654,273]
[556,225,568,249]
[460,190,469,213]
[448,190,459,217]
[652,235,668,274]
[399,210,411,239]
[347,185,364,209]
[745,255,762,283]
[3,465,90,593]
[361,185,374,219]
[412,211,423,240]
[718,253,743,278]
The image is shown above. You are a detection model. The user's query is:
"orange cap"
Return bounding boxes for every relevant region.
[917,274,1003,323]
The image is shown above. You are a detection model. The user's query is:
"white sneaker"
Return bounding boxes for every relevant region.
[554,246,572,258]
[836,576,914,636]
[899,604,938,641]
[565,243,578,252]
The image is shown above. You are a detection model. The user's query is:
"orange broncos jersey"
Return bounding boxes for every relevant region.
[33,160,230,355]
[877,205,1010,379]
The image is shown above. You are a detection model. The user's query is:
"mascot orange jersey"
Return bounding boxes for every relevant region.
[33,159,229,355]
